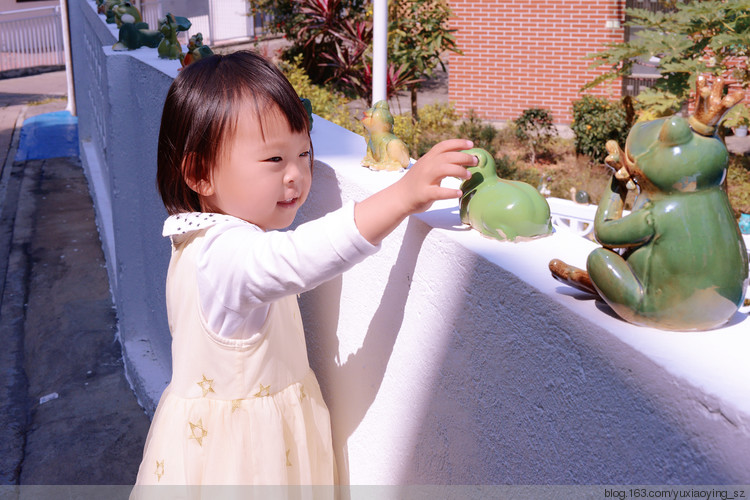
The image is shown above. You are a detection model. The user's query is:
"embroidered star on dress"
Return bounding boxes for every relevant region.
[254,383,271,397]
[154,460,165,481]
[231,399,242,413]
[188,418,208,446]
[197,374,215,397]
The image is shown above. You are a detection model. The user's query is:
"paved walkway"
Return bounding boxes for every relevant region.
[0,71,150,486]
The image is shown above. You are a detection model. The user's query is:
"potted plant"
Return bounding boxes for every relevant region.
[724,103,750,137]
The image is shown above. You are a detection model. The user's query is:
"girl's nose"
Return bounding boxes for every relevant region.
[284,163,302,185]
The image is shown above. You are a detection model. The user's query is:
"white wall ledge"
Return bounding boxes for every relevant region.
[69,0,750,484]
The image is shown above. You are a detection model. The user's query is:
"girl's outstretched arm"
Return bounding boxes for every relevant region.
[354,139,476,245]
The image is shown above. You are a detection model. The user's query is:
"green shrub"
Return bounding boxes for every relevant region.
[279,56,359,133]
[393,102,460,157]
[495,154,518,180]
[727,155,750,216]
[571,95,630,161]
[514,108,557,164]
[458,109,497,157]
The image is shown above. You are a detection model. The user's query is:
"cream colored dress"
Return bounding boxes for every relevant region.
[134,227,336,486]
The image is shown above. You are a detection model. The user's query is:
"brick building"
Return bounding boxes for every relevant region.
[447,0,627,124]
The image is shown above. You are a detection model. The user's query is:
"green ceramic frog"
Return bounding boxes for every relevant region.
[460,148,553,241]
[157,13,191,60]
[361,101,411,171]
[550,76,749,330]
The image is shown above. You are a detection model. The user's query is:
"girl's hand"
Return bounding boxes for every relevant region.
[397,139,476,215]
[354,139,476,245]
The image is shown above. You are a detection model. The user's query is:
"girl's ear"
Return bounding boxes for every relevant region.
[182,154,215,196]
[185,176,214,197]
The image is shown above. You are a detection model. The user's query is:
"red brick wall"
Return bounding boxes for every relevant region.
[447,0,626,124]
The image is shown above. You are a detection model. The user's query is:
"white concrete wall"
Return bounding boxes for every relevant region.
[69,0,750,485]
[69,0,175,409]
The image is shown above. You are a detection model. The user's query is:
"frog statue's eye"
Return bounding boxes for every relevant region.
[658,116,693,147]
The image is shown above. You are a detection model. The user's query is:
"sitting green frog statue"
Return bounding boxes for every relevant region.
[157,13,192,60]
[460,148,553,241]
[361,101,411,171]
[549,76,749,330]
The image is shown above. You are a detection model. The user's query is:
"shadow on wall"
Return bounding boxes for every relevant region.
[396,258,734,485]
[297,161,429,484]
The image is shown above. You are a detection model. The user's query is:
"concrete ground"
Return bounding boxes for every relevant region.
[0,70,150,486]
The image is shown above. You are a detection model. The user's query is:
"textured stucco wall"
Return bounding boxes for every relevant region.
[298,118,750,485]
[70,0,750,484]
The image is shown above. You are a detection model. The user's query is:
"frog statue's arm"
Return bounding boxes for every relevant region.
[592,140,655,249]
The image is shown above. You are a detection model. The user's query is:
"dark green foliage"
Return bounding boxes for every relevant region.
[513,108,557,165]
[495,154,518,180]
[458,110,498,157]
[583,0,750,116]
[248,0,368,84]
[571,96,630,161]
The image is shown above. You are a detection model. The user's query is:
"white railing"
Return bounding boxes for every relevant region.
[0,6,65,72]
[139,1,163,34]
[547,197,597,238]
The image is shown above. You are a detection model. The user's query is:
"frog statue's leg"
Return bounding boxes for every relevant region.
[586,174,656,323]
[548,259,598,295]
[586,247,645,318]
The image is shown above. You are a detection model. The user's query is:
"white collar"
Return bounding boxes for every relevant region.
[162,212,253,239]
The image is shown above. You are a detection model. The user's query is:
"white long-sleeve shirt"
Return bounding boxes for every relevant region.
[162,202,380,340]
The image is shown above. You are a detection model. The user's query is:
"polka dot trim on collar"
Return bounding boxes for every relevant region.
[162,212,247,237]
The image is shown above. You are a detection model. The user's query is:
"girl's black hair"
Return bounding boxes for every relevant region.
[157,50,311,214]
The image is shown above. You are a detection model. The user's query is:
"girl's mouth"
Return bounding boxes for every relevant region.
[277,197,298,208]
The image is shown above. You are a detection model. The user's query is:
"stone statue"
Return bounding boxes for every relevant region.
[460,148,553,242]
[361,101,411,171]
[549,76,748,331]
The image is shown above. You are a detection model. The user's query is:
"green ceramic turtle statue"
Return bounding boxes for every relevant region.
[549,76,749,331]
[112,21,163,51]
[460,148,553,242]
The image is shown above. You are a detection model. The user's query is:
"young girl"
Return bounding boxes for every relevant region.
[133,50,475,486]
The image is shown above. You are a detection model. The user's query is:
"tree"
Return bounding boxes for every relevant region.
[583,0,750,119]
[387,0,461,119]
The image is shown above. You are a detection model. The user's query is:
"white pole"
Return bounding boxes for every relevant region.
[59,0,76,115]
[372,0,387,106]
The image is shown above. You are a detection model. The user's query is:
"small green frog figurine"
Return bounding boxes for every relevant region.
[550,76,749,331]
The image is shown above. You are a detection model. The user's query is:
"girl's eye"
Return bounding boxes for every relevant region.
[264,156,283,163]
[300,150,310,158]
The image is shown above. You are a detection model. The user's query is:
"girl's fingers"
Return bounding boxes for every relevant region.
[437,151,477,166]
[426,139,474,156]
[430,186,464,200]
[437,163,472,180]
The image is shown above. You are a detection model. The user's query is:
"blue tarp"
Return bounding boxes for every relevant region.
[15,110,79,162]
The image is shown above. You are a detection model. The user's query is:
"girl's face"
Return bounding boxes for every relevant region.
[200,101,312,231]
